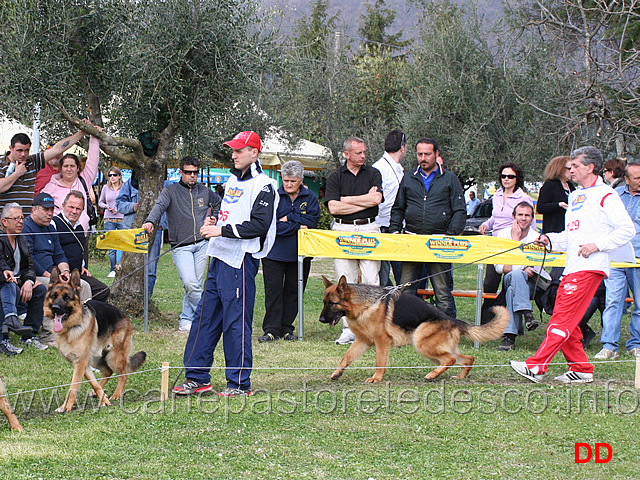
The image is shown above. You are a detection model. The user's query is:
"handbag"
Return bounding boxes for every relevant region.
[78,176,99,226]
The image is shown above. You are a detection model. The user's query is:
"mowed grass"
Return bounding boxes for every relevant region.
[1,248,639,479]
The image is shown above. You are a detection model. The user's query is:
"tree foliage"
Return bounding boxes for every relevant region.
[0,0,277,308]
[504,0,640,158]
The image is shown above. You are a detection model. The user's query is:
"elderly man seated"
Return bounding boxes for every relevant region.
[0,203,48,355]
[496,202,549,351]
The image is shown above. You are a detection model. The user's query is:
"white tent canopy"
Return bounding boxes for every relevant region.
[260,129,332,171]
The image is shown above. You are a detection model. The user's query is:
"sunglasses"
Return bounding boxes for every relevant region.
[501,174,517,180]
[108,173,120,177]
[602,169,611,174]
[182,170,199,175]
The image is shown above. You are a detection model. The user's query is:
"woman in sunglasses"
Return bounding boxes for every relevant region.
[601,158,625,189]
[478,162,535,296]
[98,167,125,277]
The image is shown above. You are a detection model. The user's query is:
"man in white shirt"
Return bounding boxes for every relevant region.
[372,130,406,287]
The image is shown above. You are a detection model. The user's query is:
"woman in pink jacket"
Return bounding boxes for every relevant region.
[479,162,534,296]
[42,134,101,231]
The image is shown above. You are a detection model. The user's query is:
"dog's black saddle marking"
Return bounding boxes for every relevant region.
[391,293,452,331]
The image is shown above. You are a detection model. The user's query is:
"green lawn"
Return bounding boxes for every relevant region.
[1,249,638,479]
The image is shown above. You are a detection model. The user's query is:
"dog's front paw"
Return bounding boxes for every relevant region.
[99,397,111,407]
[365,376,382,383]
[55,405,71,413]
[424,372,438,381]
[330,370,343,380]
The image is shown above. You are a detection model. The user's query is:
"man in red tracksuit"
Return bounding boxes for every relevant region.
[510,146,635,384]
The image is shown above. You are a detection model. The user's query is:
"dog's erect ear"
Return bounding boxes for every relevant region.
[50,266,60,285]
[70,269,81,292]
[322,275,333,288]
[337,275,349,294]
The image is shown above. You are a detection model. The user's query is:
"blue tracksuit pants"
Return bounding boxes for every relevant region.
[183,254,258,390]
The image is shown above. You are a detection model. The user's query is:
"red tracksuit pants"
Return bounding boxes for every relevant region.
[526,270,604,375]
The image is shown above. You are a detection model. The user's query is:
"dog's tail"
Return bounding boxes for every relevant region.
[462,306,509,343]
[127,351,147,372]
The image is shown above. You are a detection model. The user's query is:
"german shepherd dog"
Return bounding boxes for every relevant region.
[44,268,146,413]
[0,377,23,432]
[320,276,509,382]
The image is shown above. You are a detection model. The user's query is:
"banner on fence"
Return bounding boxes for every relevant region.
[298,230,637,268]
[96,228,149,253]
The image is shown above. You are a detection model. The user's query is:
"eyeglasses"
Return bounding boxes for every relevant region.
[5,216,25,222]
[108,173,120,177]
[602,169,611,174]
[182,170,199,175]
[500,174,517,180]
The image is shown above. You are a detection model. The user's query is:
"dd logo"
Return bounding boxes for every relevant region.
[574,443,613,464]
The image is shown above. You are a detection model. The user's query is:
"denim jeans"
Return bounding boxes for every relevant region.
[104,219,127,271]
[503,269,535,336]
[147,228,163,297]
[401,261,456,318]
[601,267,640,351]
[0,282,19,319]
[171,240,209,327]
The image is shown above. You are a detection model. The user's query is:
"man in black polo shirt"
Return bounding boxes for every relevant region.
[324,136,383,344]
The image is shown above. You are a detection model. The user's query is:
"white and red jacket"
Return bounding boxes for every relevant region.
[546,177,635,277]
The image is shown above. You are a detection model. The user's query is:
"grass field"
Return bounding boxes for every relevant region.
[1,248,638,479]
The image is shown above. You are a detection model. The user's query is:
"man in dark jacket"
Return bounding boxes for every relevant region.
[390,138,466,317]
[0,203,48,355]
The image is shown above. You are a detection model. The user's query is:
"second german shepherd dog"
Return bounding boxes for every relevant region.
[44,268,146,413]
[320,276,509,382]
[0,377,23,432]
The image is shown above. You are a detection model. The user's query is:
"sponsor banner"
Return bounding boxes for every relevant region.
[96,228,149,253]
[298,230,637,268]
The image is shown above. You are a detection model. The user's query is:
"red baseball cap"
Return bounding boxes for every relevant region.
[223,131,263,152]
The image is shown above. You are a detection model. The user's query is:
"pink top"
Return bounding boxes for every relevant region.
[42,136,100,231]
[98,183,124,220]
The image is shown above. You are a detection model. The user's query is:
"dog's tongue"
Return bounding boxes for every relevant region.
[330,319,338,327]
[53,315,64,333]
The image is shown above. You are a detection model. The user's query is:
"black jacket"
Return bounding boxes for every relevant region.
[390,165,466,235]
[536,179,575,234]
[0,229,37,286]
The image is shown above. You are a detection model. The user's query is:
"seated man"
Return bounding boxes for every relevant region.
[52,191,109,302]
[23,193,92,345]
[0,203,48,355]
[495,202,548,351]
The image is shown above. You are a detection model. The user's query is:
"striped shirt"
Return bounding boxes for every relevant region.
[0,152,45,214]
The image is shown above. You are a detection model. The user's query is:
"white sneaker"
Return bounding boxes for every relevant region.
[335,327,355,345]
[509,360,544,383]
[553,371,593,383]
[107,271,116,278]
[178,322,192,332]
[627,348,640,357]
[594,348,618,360]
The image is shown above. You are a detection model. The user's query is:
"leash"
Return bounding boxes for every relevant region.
[378,239,550,302]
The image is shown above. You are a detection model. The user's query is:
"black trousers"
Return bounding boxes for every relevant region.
[262,257,311,336]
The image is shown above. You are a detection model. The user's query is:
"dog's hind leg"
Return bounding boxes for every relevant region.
[331,340,371,381]
[424,354,457,380]
[110,374,128,401]
[452,353,475,380]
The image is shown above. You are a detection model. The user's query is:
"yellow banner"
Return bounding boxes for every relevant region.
[298,230,636,268]
[96,228,149,253]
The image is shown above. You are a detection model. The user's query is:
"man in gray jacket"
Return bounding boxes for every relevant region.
[143,156,221,331]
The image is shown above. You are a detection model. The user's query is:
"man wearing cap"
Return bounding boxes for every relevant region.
[1,130,86,213]
[324,136,383,344]
[142,156,221,332]
[173,131,278,397]
[23,192,92,345]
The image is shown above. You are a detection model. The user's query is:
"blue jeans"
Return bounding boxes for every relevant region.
[171,240,208,327]
[104,219,126,271]
[0,282,19,319]
[601,267,640,351]
[401,261,456,317]
[503,269,535,336]
[147,228,163,297]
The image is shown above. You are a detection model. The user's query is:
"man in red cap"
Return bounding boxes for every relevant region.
[173,131,278,397]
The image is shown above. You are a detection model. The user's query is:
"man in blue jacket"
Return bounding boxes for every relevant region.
[390,138,466,317]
